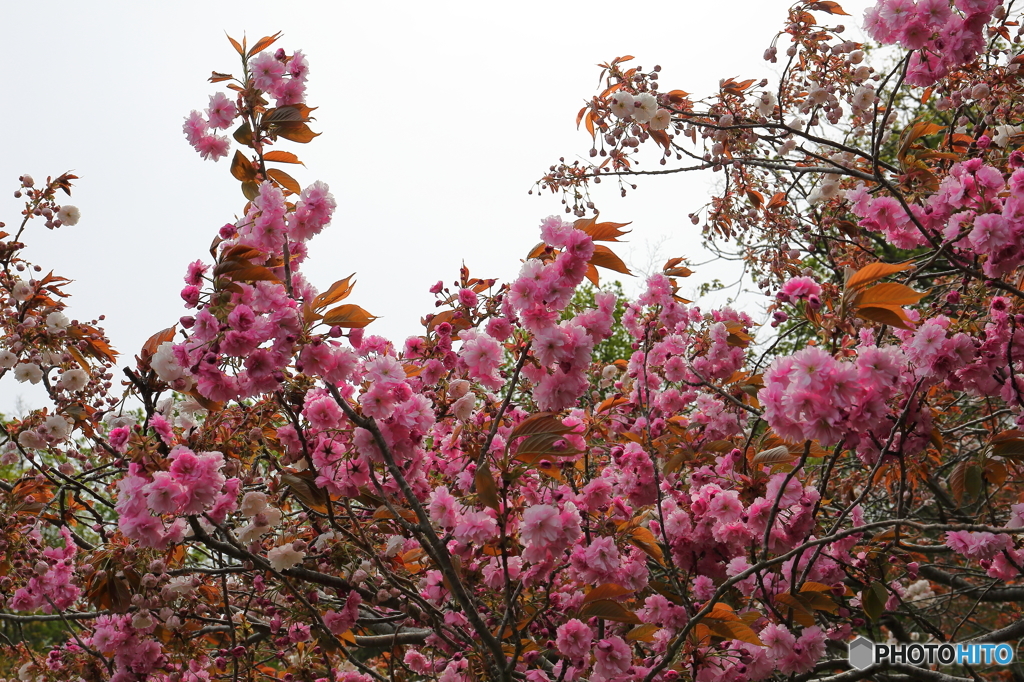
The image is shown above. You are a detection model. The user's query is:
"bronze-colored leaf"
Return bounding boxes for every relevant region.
[226,33,244,56]
[264,150,304,165]
[589,244,632,275]
[230,150,257,183]
[280,470,329,514]
[706,619,765,646]
[247,32,283,59]
[579,599,641,624]
[856,305,914,330]
[845,261,912,292]
[629,527,666,566]
[508,413,574,441]
[267,168,302,195]
[241,180,260,201]
[807,1,851,14]
[862,581,887,621]
[264,106,306,124]
[752,445,796,466]
[855,282,925,307]
[626,623,660,642]
[475,462,501,512]
[583,584,633,604]
[233,121,254,147]
[312,274,357,310]
[323,304,378,328]
[275,122,320,144]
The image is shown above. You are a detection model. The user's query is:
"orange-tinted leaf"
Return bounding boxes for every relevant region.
[583,584,633,604]
[142,326,176,360]
[264,106,307,124]
[527,242,548,260]
[590,245,632,275]
[475,462,501,512]
[280,470,329,514]
[247,32,283,59]
[992,430,1024,459]
[775,593,816,627]
[767,191,788,209]
[856,305,914,330]
[214,260,280,283]
[583,220,632,242]
[276,122,320,144]
[629,527,666,566]
[233,122,253,147]
[230,150,257,183]
[845,261,912,291]
[706,619,764,646]
[267,168,302,195]
[626,624,660,642]
[515,432,581,458]
[264,150,304,165]
[312,274,356,310]
[855,282,925,307]
[752,445,796,466]
[226,33,244,56]
[579,599,641,624]
[241,181,260,201]
[584,263,601,286]
[508,413,574,441]
[597,396,629,413]
[807,1,850,14]
[209,71,234,83]
[323,304,377,328]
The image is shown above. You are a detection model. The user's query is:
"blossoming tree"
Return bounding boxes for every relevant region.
[2,2,1024,681]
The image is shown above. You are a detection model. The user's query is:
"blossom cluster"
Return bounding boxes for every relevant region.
[864,0,999,86]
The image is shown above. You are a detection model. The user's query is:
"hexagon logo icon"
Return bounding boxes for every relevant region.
[848,636,875,670]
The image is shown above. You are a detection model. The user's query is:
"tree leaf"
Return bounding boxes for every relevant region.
[230,150,257,183]
[280,470,329,514]
[856,305,914,330]
[141,326,176,361]
[578,599,641,624]
[752,445,796,466]
[275,122,320,144]
[323,304,378,328]
[855,282,925,307]
[626,623,660,642]
[629,527,666,566]
[707,619,764,646]
[214,260,280,283]
[581,220,632,242]
[233,121,253,147]
[226,33,244,56]
[863,581,887,621]
[775,593,816,627]
[247,32,283,59]
[264,105,307,124]
[845,261,912,291]
[514,432,581,458]
[950,459,968,503]
[312,274,357,310]
[992,430,1024,459]
[267,168,302,195]
[264,150,304,165]
[583,584,633,604]
[508,413,574,442]
[475,462,501,512]
[807,1,851,14]
[589,244,632,275]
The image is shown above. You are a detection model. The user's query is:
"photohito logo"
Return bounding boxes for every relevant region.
[847,636,1015,669]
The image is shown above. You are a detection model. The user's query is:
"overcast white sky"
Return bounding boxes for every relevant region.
[1,0,872,415]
